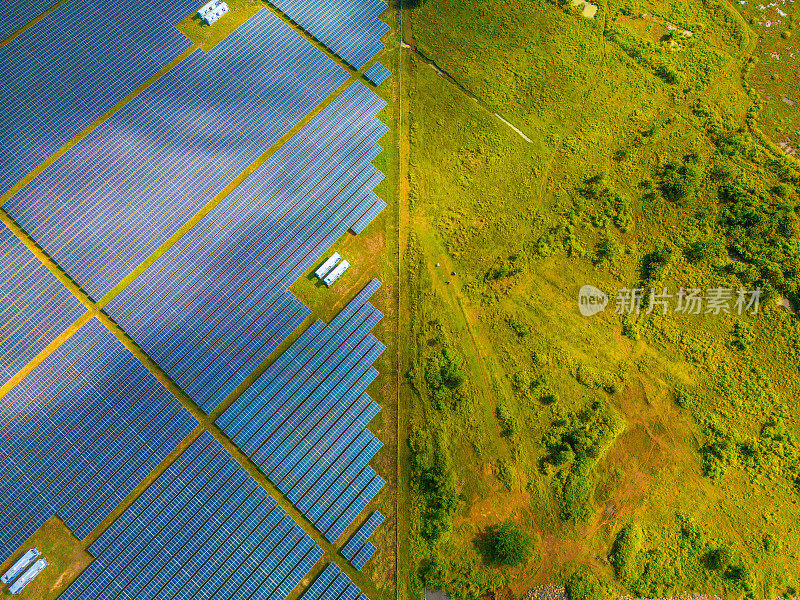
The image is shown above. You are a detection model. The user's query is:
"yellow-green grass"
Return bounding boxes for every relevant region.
[739,0,800,150]
[175,0,266,51]
[0,517,91,600]
[400,0,800,597]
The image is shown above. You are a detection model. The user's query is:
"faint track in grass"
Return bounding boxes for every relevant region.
[400,39,533,144]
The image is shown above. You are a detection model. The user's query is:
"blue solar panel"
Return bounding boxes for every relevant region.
[0,0,201,197]
[0,223,84,386]
[103,81,388,413]
[350,194,387,234]
[266,0,390,69]
[217,280,385,542]
[351,541,376,570]
[61,433,322,600]
[1,0,58,40]
[341,511,384,561]
[0,318,197,563]
[364,63,391,86]
[4,8,350,302]
[301,564,375,600]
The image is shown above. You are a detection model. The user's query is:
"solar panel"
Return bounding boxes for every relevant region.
[104,81,388,413]
[1,0,58,40]
[0,318,197,563]
[4,8,350,302]
[363,63,391,86]
[61,433,322,600]
[266,0,390,69]
[351,541,376,570]
[0,223,84,386]
[0,0,201,197]
[341,511,384,560]
[300,564,376,600]
[217,280,385,542]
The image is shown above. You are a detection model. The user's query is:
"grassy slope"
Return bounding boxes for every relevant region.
[401,0,800,598]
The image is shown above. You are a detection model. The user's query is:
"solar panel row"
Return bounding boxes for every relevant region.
[350,194,387,235]
[341,511,383,562]
[4,7,350,302]
[0,0,201,197]
[0,223,84,387]
[62,432,322,600]
[267,0,390,69]
[104,81,388,414]
[217,280,385,544]
[0,318,197,563]
[363,63,391,87]
[1,0,58,40]
[300,563,368,600]
[351,542,376,570]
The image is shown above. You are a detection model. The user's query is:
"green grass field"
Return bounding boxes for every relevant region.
[399,0,800,598]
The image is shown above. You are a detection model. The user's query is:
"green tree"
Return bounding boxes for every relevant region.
[565,566,611,600]
[659,160,697,203]
[706,545,733,571]
[488,521,535,566]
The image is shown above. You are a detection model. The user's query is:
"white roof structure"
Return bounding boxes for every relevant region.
[315,253,341,279]
[9,558,47,594]
[198,0,229,25]
[323,260,350,287]
[1,549,39,584]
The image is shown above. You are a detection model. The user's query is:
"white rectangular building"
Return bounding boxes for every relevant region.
[1,549,39,584]
[199,0,229,25]
[323,260,350,287]
[315,253,341,279]
[9,558,47,594]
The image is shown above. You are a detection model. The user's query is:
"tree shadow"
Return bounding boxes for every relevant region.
[472,525,496,566]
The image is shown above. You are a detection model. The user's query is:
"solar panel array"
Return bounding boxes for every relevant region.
[0,224,84,386]
[218,280,386,544]
[363,63,391,87]
[0,318,197,563]
[341,511,383,569]
[1,0,392,592]
[350,193,387,235]
[1,0,58,40]
[267,0,390,69]
[0,0,201,197]
[104,81,388,414]
[351,542,376,570]
[61,432,323,600]
[4,8,350,302]
[300,563,367,600]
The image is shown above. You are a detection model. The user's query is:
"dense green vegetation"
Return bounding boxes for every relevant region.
[400,0,800,598]
[487,521,536,567]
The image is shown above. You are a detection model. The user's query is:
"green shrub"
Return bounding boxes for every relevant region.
[409,428,461,541]
[418,554,448,590]
[424,349,466,409]
[706,545,733,571]
[488,521,535,566]
[496,402,520,436]
[611,523,643,581]
[674,388,692,408]
[732,321,754,351]
[559,458,593,522]
[641,246,674,283]
[658,160,698,203]
[594,234,622,266]
[565,566,611,600]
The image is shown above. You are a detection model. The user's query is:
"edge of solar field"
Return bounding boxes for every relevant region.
[0,0,396,598]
